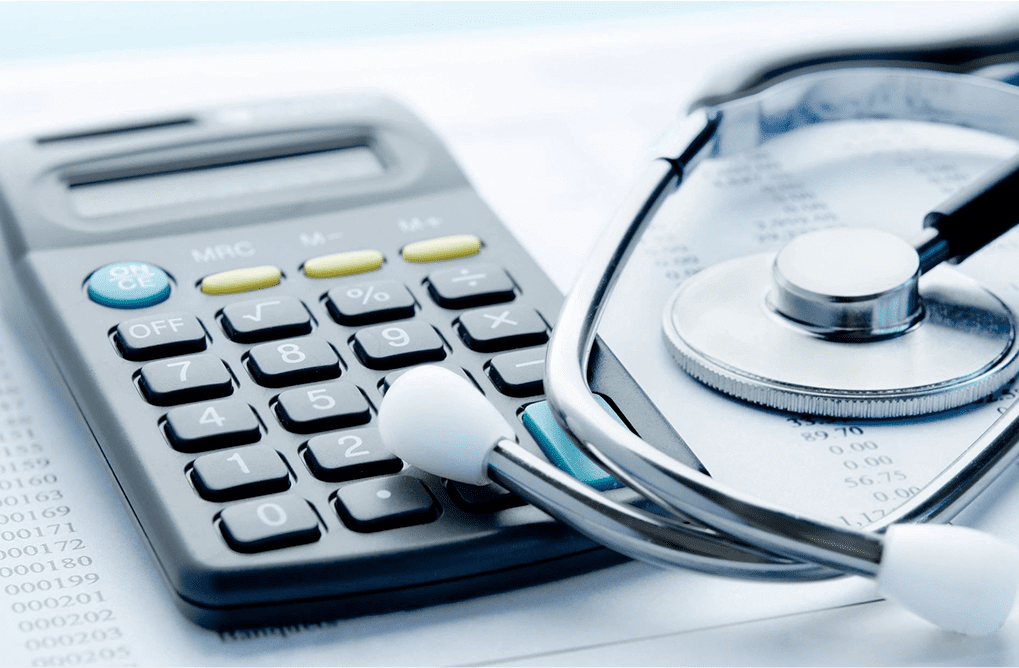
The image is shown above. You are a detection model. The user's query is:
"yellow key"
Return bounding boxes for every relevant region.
[201,266,282,295]
[303,250,384,279]
[401,234,481,263]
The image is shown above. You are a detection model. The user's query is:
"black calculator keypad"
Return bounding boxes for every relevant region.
[103,253,625,617]
[219,495,321,553]
[334,476,438,533]
[191,445,290,501]
[247,337,341,387]
[221,296,312,343]
[275,382,371,434]
[325,281,416,326]
[351,322,446,370]
[303,428,402,482]
[457,305,548,352]
[139,354,233,406]
[115,313,207,361]
[427,263,515,309]
[165,399,261,452]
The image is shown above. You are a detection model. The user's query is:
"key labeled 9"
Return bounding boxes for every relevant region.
[351,322,446,370]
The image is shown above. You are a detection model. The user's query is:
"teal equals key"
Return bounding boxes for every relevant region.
[521,397,623,491]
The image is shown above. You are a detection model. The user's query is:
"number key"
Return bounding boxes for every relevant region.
[138,354,232,406]
[275,382,371,434]
[303,428,401,482]
[165,399,261,453]
[247,337,340,387]
[351,322,445,370]
[219,495,321,553]
[191,445,290,501]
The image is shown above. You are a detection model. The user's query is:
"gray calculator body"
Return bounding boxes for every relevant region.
[0,96,693,629]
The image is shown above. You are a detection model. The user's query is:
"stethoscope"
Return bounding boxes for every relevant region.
[379,35,1019,635]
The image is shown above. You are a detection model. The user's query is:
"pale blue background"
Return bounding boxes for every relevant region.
[0,1,856,63]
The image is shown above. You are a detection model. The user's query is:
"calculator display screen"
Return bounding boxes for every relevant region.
[68,145,385,218]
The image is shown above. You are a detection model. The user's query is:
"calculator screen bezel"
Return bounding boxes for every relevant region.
[65,140,387,219]
[0,96,470,253]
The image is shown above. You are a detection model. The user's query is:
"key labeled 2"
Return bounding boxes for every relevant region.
[303,428,402,482]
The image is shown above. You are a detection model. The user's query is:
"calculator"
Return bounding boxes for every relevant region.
[0,96,698,629]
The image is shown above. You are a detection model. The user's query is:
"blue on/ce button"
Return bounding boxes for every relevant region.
[88,262,171,309]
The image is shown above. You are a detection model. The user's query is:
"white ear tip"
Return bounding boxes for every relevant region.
[877,524,1019,635]
[377,365,515,486]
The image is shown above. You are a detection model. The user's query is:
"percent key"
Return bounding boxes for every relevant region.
[326,281,416,325]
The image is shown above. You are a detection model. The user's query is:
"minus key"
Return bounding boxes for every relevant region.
[488,346,546,397]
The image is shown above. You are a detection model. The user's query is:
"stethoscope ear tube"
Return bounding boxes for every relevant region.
[689,24,1019,109]
[921,152,1019,267]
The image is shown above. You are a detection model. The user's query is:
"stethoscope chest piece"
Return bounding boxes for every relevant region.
[662,227,1019,418]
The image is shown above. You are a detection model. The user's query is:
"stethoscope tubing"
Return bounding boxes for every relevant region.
[541,68,1019,580]
[485,438,838,579]
[690,24,1019,108]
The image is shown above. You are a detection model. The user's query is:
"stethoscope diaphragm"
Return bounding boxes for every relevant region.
[662,227,1019,418]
